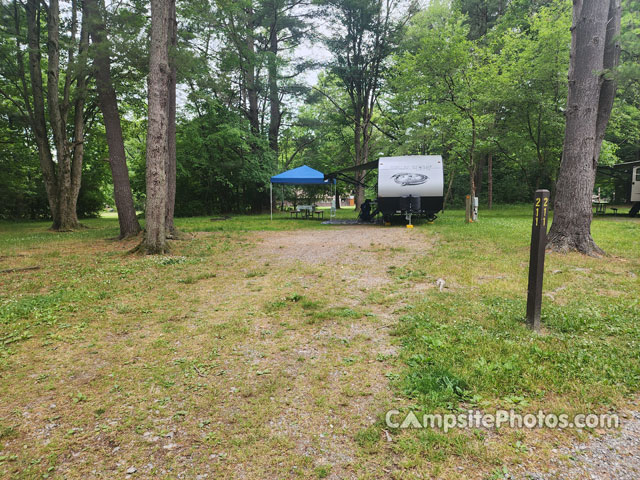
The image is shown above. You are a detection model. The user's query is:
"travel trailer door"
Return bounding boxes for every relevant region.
[633,167,640,202]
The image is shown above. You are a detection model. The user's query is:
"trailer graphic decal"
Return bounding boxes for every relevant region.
[391,173,429,186]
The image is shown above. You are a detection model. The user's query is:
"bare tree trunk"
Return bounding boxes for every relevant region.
[335,189,341,209]
[141,0,170,254]
[487,153,493,209]
[25,0,58,223]
[468,116,477,200]
[353,117,366,210]
[593,0,621,160]
[46,0,79,231]
[468,165,476,201]
[165,0,177,236]
[69,6,89,227]
[86,0,141,238]
[267,12,281,155]
[245,11,260,136]
[547,0,621,255]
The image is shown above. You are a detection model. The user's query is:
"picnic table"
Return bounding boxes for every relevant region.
[289,205,324,219]
[290,205,312,219]
[593,201,609,215]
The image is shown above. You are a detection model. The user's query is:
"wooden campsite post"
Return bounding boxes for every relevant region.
[465,195,472,223]
[526,189,550,331]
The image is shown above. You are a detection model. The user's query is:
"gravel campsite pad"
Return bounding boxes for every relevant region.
[519,406,640,480]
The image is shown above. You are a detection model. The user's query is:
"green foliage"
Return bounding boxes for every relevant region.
[0,0,638,223]
[0,114,109,220]
[172,100,274,215]
[0,121,49,220]
[377,0,575,204]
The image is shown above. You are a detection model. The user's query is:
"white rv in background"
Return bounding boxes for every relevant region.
[604,161,640,217]
[326,155,445,223]
[376,155,444,222]
[632,166,640,203]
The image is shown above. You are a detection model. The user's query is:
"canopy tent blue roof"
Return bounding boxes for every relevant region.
[270,165,335,185]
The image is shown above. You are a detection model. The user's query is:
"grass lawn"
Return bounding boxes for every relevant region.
[0,206,638,479]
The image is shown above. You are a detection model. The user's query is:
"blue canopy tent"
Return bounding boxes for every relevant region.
[269,165,335,220]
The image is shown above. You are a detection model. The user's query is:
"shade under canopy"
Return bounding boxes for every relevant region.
[270,165,334,185]
[269,165,335,220]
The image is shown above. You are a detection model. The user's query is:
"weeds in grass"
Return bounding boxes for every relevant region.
[179,272,217,284]
[0,208,638,478]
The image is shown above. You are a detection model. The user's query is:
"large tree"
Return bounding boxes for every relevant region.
[85,0,141,238]
[141,0,174,253]
[547,0,621,254]
[165,0,178,236]
[260,0,310,157]
[15,0,90,230]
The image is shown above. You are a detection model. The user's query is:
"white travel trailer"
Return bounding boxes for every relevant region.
[630,165,640,217]
[326,155,445,223]
[632,166,640,203]
[376,155,444,223]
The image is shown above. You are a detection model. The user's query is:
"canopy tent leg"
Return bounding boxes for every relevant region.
[270,182,273,221]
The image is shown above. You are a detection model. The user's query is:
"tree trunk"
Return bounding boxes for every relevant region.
[25,0,59,223]
[335,189,341,209]
[165,0,177,236]
[547,0,621,255]
[46,0,80,231]
[141,0,170,254]
[245,12,260,136]
[468,115,477,200]
[86,0,141,238]
[68,5,89,229]
[487,153,493,209]
[353,116,367,210]
[468,165,476,201]
[267,14,281,155]
[25,0,87,231]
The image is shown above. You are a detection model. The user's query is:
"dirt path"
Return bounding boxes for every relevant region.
[185,226,433,478]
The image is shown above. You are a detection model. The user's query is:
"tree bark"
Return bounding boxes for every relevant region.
[245,10,260,136]
[267,11,281,156]
[165,0,177,236]
[25,0,58,223]
[86,0,141,239]
[46,0,79,231]
[547,0,621,255]
[468,115,477,200]
[68,5,88,229]
[487,153,493,209]
[141,0,170,254]
[353,119,366,210]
